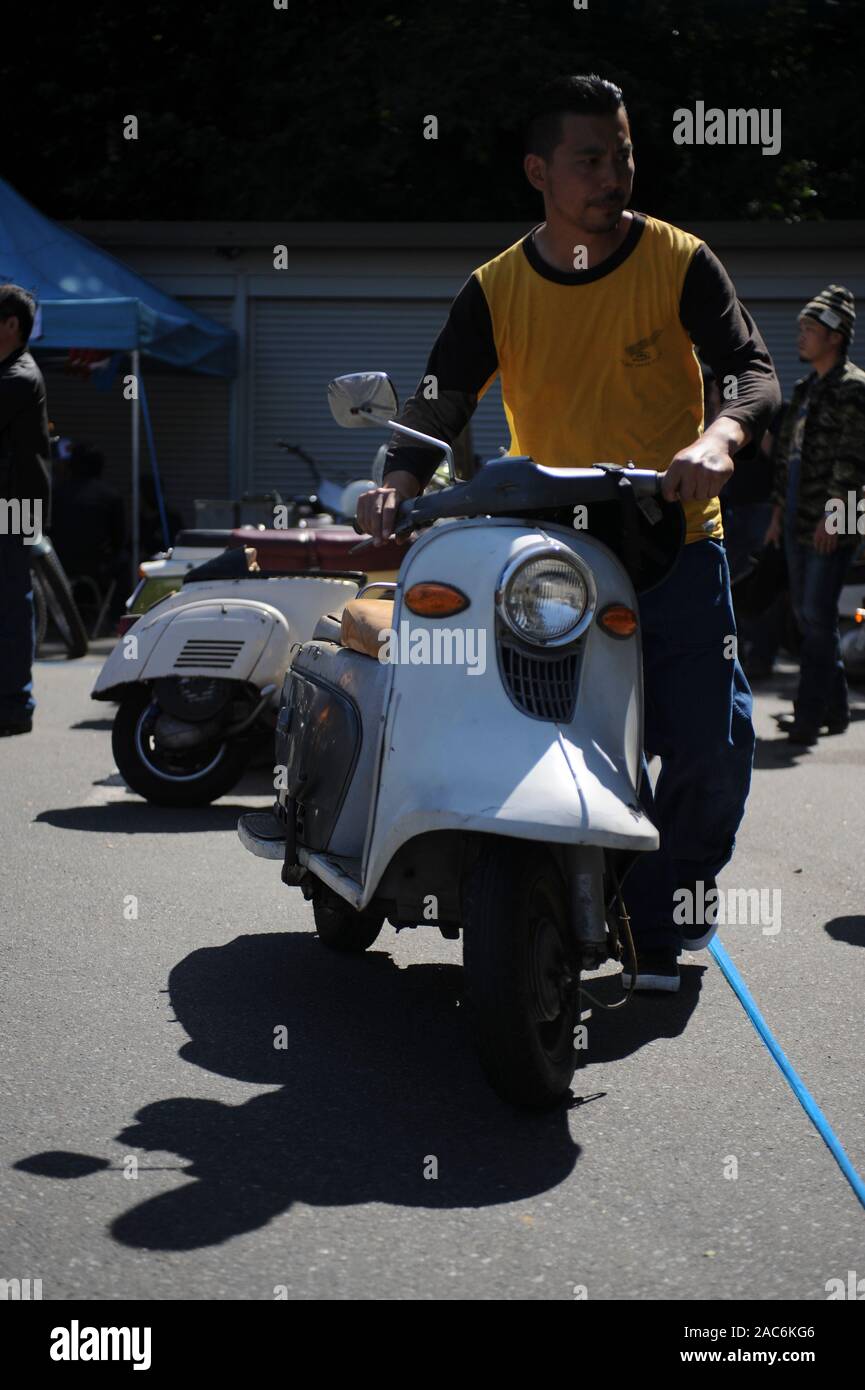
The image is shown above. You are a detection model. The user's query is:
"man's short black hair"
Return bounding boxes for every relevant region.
[0,284,36,344]
[525,74,626,160]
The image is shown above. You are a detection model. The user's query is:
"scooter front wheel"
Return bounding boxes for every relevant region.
[462,842,581,1109]
[313,891,384,953]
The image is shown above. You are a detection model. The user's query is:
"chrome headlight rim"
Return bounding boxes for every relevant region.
[495,541,598,649]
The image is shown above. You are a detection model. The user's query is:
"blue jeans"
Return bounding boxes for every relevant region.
[0,533,36,724]
[622,539,755,952]
[784,535,853,728]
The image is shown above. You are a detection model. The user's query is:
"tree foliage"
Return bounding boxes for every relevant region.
[6,0,863,222]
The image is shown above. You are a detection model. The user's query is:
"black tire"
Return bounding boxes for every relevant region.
[32,544,89,658]
[31,569,48,653]
[462,841,581,1109]
[313,892,384,953]
[112,686,252,806]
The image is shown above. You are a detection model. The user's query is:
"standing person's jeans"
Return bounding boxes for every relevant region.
[784,534,853,729]
[622,538,756,952]
[723,502,774,582]
[724,500,783,670]
[0,532,36,726]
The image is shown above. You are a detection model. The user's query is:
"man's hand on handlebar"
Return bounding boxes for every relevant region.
[660,416,745,504]
[356,470,420,545]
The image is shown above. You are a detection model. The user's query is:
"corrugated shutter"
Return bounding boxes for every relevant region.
[41,296,233,531]
[249,298,508,494]
[248,295,807,500]
[741,300,806,403]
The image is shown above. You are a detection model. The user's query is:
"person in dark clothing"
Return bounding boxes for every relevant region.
[765,285,865,744]
[0,284,51,737]
[138,474,184,558]
[723,400,787,679]
[50,442,130,621]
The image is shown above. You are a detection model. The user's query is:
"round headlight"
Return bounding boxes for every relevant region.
[501,551,591,645]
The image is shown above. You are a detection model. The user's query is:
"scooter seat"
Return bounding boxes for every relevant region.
[340,598,395,659]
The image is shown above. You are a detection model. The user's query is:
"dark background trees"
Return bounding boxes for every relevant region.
[7,0,864,223]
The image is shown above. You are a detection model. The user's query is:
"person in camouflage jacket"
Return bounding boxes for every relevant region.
[766,285,865,743]
[770,360,865,546]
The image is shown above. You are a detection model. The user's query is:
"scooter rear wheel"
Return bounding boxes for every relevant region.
[112,686,252,806]
[462,841,581,1109]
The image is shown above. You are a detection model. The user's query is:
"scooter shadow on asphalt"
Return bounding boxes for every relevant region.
[34,801,276,834]
[12,931,699,1253]
[34,765,278,836]
[575,965,704,1066]
[13,941,704,1254]
[100,931,579,1250]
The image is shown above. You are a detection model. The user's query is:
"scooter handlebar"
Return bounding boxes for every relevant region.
[355,464,667,539]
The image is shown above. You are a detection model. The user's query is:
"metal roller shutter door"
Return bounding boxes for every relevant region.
[249,296,804,500]
[249,298,508,494]
[740,300,806,403]
[41,296,233,530]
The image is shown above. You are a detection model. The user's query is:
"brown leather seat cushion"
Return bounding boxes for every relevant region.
[340,598,395,659]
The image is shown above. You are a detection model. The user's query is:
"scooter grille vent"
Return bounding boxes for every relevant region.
[498,640,581,722]
[174,638,245,670]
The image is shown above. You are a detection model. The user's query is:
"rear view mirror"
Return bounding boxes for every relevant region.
[327,372,399,429]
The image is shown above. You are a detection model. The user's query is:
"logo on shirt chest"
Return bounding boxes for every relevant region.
[622,328,664,366]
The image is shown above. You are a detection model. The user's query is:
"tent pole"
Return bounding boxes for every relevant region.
[131,349,140,586]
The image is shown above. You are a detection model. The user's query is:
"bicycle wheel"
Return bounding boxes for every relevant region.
[31,568,49,654]
[32,542,89,658]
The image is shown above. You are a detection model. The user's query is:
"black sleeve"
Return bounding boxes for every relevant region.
[0,368,33,430]
[384,274,499,490]
[679,244,781,446]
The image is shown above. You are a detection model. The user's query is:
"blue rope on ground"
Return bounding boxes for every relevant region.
[709,937,865,1211]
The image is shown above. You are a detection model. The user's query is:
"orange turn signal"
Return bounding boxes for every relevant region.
[403,582,470,617]
[598,603,638,638]
[856,608,865,625]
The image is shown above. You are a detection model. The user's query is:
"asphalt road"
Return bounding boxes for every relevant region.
[2,641,864,1301]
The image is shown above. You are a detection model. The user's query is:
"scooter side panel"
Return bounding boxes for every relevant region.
[287,640,391,859]
[91,577,359,698]
[90,601,286,695]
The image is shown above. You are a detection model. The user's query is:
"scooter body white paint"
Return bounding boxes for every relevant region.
[92,575,362,703]
[296,517,658,912]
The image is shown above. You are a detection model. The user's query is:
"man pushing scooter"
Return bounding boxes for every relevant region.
[357,74,781,992]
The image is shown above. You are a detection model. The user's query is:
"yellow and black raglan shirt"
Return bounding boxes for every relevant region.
[384,212,780,544]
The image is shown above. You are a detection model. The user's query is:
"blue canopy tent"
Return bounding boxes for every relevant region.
[0,176,237,575]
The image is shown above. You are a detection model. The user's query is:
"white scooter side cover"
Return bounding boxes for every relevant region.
[92,576,359,697]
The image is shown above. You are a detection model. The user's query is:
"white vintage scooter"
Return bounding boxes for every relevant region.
[92,544,367,807]
[238,372,684,1108]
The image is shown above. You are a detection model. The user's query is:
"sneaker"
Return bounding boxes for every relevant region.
[785,721,820,746]
[776,713,848,737]
[824,715,850,735]
[621,948,680,992]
